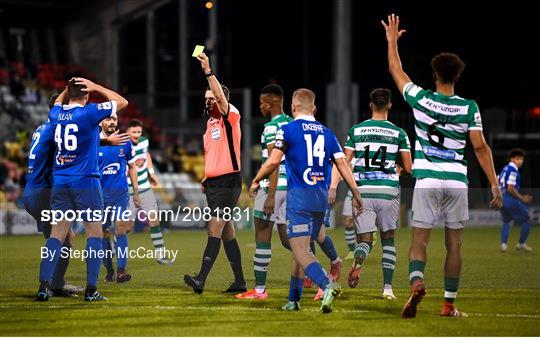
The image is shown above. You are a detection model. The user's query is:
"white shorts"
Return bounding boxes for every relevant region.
[354,197,400,234]
[129,189,159,220]
[411,178,468,229]
[342,191,353,217]
[253,189,287,224]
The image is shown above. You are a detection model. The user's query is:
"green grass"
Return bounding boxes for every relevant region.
[1,227,539,336]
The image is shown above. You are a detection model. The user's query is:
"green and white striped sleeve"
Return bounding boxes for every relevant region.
[402,82,426,108]
[263,125,279,145]
[468,101,483,131]
[344,127,355,151]
[398,128,411,152]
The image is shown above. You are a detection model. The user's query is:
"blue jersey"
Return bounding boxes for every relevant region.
[48,101,117,185]
[274,115,344,212]
[498,162,521,195]
[24,122,55,195]
[98,134,134,202]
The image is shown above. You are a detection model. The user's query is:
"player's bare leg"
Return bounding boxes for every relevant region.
[348,231,373,288]
[402,227,430,318]
[277,223,291,250]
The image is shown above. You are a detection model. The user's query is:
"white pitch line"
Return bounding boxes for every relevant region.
[0,304,538,318]
[0,304,369,314]
[469,312,540,319]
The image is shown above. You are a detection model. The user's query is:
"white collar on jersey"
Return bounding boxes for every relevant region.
[294,115,316,121]
[508,162,519,170]
[63,103,84,109]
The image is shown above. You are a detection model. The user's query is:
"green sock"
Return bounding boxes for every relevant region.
[354,241,372,263]
[254,241,271,289]
[444,277,459,303]
[150,225,164,250]
[345,228,356,252]
[381,238,396,288]
[408,260,425,285]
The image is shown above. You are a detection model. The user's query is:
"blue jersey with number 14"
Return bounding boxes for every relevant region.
[274,115,344,212]
[48,101,117,185]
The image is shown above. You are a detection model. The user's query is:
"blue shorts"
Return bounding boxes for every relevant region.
[51,176,104,222]
[500,195,529,224]
[286,208,325,240]
[323,204,332,227]
[102,192,129,228]
[23,189,51,234]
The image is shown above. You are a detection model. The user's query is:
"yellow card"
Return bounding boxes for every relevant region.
[192,45,205,57]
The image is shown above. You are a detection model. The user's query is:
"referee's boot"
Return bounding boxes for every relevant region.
[223,280,247,293]
[184,274,205,294]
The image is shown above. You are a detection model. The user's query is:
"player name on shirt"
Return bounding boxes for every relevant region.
[344,119,410,200]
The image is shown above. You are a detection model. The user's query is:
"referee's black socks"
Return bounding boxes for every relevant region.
[198,236,221,282]
[223,237,245,284]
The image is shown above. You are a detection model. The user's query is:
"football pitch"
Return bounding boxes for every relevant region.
[1,227,539,336]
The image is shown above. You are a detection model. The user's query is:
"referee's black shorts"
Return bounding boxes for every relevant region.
[203,172,242,218]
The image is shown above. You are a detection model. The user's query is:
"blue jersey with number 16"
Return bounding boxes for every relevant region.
[274,115,344,212]
[48,101,117,185]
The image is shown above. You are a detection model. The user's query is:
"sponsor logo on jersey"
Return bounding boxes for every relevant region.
[303,168,325,185]
[102,163,121,175]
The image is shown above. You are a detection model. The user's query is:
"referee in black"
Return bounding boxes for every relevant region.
[184,52,246,294]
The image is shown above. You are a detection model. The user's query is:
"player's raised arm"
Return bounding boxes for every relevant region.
[469,130,503,209]
[54,87,68,105]
[381,14,412,95]
[74,77,128,112]
[196,53,229,115]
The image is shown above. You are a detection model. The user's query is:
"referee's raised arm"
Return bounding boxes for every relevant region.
[196,52,229,115]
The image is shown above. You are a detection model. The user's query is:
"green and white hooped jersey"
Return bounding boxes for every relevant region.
[344,119,410,200]
[260,113,293,190]
[128,136,152,195]
[403,82,483,184]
